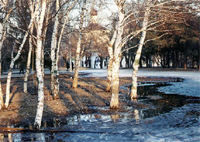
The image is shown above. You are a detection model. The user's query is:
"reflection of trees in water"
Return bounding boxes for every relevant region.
[33,133,45,141]
[134,109,140,124]
[111,114,119,122]
[0,132,47,142]
[0,133,4,141]
[0,132,22,142]
[136,85,191,119]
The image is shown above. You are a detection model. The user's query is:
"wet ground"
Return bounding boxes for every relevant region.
[79,68,200,97]
[1,83,199,142]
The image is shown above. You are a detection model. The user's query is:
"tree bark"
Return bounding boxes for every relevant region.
[0,48,3,109]
[0,24,5,109]
[106,56,113,92]
[110,3,125,109]
[50,0,59,99]
[5,15,34,108]
[106,31,116,92]
[198,19,200,70]
[110,57,120,109]
[54,0,77,98]
[24,25,34,93]
[33,48,38,94]
[5,46,15,108]
[130,2,150,100]
[34,0,46,129]
[0,0,15,110]
[69,46,72,72]
[72,0,86,88]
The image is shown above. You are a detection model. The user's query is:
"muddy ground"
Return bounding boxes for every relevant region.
[0,74,180,127]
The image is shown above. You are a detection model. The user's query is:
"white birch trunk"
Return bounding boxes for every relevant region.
[106,54,113,92]
[110,5,125,109]
[41,45,44,77]
[72,34,82,88]
[106,31,117,92]
[72,0,86,88]
[23,1,35,94]
[5,16,34,108]
[53,0,77,98]
[50,0,59,98]
[29,2,37,95]
[5,46,14,108]
[110,56,120,109]
[0,0,14,109]
[130,3,150,100]
[24,26,33,93]
[34,0,46,129]
[0,23,5,109]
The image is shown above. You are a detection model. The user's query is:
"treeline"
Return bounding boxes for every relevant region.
[143,16,200,69]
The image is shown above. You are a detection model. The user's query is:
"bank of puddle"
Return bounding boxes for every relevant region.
[0,83,199,141]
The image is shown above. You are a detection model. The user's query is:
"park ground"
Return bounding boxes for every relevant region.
[0,70,181,126]
[0,68,199,141]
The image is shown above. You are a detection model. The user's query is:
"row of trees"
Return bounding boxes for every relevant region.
[141,14,200,69]
[0,0,199,129]
[106,0,199,105]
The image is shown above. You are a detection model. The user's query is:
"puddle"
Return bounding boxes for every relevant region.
[0,84,199,142]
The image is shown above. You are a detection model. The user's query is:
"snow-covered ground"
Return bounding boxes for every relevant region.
[79,68,200,97]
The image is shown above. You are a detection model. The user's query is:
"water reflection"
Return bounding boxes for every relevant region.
[0,133,4,141]
[65,109,144,125]
[0,109,154,141]
[0,133,22,142]
[1,84,199,141]
[0,132,48,142]
[8,133,12,142]
[111,114,119,122]
[134,110,140,124]
[34,133,45,142]
[12,133,21,142]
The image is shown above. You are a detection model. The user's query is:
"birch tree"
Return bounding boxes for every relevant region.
[0,0,17,109]
[128,0,198,99]
[54,0,78,97]
[0,18,4,109]
[72,0,87,88]
[50,0,78,98]
[34,0,47,129]
[4,0,36,108]
[130,0,151,100]
[0,0,14,109]
[50,0,60,99]
[109,0,126,109]
[23,1,35,94]
[106,30,117,92]
[107,0,196,106]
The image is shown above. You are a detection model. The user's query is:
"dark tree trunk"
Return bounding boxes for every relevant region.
[139,58,143,68]
[175,51,179,68]
[184,54,187,70]
[146,55,149,68]
[100,56,103,69]
[167,50,170,68]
